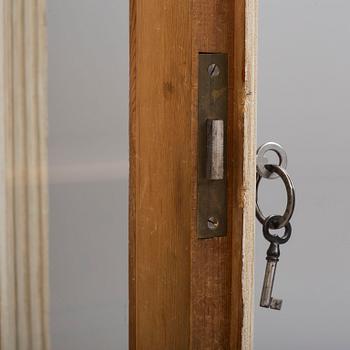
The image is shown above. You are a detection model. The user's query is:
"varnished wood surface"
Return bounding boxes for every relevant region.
[130,0,257,349]
[130,0,192,349]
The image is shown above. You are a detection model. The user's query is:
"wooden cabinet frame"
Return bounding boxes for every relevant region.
[130,0,257,349]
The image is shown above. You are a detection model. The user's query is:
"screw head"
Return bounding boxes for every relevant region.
[208,217,220,230]
[208,63,220,78]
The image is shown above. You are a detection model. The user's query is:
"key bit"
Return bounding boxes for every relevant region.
[270,298,283,311]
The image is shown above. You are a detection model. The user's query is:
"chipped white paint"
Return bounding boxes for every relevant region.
[242,0,258,349]
[0,0,49,349]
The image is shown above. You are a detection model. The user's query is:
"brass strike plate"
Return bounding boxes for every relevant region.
[197,53,228,239]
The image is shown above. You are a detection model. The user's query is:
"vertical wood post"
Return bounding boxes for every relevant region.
[0,1,49,349]
[130,0,257,349]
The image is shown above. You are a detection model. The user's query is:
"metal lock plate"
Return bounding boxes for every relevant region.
[197,53,228,239]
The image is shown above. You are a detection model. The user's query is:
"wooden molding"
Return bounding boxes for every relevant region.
[0,0,49,349]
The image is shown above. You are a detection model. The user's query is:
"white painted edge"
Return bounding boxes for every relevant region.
[242,0,258,349]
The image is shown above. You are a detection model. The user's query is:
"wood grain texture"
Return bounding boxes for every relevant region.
[130,0,257,349]
[130,0,192,349]
[0,0,49,349]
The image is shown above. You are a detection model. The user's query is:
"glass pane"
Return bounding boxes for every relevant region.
[47,1,128,349]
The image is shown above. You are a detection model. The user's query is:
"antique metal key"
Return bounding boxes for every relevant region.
[260,242,282,310]
[260,215,292,310]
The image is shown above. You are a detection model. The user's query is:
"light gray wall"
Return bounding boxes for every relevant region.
[47,0,350,349]
[47,1,128,349]
[255,1,350,349]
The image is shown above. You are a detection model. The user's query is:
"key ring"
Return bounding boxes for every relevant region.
[256,142,287,179]
[263,215,292,245]
[256,164,295,229]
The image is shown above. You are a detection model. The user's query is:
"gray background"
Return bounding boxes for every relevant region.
[47,0,350,349]
[255,1,350,349]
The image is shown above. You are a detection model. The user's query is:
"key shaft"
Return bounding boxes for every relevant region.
[260,259,278,308]
[259,242,283,310]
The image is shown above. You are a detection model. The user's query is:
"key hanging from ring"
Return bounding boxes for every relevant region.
[256,142,296,311]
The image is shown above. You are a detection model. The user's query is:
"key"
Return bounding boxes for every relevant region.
[260,242,283,310]
[259,215,292,311]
